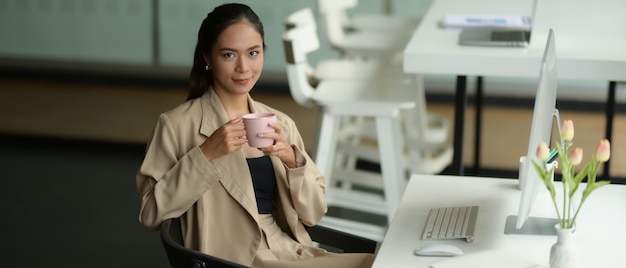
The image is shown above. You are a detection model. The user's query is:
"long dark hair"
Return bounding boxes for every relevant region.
[187,3,266,101]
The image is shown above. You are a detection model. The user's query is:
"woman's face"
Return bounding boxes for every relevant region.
[206,21,264,97]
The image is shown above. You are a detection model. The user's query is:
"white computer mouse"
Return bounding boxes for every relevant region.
[413,244,464,257]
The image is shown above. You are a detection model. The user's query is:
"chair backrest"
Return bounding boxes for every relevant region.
[317,0,357,14]
[317,0,356,47]
[283,25,320,108]
[284,7,320,94]
[160,218,247,268]
[284,7,316,29]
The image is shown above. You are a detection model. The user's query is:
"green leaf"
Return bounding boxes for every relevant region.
[532,160,556,199]
[587,157,598,185]
[556,143,574,187]
[569,162,590,197]
[545,168,557,199]
[583,180,610,197]
[532,160,547,177]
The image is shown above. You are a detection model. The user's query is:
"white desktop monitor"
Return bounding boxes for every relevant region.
[505,29,561,235]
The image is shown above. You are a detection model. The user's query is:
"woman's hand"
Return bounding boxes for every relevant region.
[258,122,299,168]
[200,117,247,161]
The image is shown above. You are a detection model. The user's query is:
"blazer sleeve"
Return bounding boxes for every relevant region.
[280,117,328,226]
[135,113,220,231]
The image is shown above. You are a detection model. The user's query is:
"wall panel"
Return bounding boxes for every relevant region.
[0,0,152,64]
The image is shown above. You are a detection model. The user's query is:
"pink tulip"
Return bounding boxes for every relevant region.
[568,147,583,166]
[536,141,550,161]
[595,139,611,162]
[561,120,574,141]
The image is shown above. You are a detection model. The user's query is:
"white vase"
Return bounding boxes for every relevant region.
[550,224,580,268]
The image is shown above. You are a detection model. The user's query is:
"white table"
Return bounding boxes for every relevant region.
[403,0,626,176]
[373,174,626,267]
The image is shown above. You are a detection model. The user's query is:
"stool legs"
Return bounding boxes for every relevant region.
[315,110,407,225]
[375,116,406,223]
[314,112,340,184]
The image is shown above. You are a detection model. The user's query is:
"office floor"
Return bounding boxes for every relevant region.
[0,75,625,267]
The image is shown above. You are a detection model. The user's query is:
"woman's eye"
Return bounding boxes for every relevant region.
[224,53,235,58]
[250,51,259,56]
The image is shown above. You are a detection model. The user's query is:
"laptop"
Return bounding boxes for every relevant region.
[457,0,536,48]
[458,29,531,47]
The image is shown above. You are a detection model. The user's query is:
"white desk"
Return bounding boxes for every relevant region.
[373,174,626,267]
[403,0,626,175]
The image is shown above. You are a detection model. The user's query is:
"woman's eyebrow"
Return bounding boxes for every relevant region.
[219,44,262,52]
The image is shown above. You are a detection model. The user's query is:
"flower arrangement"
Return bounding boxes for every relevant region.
[532,119,611,229]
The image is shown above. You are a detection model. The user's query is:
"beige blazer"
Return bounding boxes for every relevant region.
[136,89,327,266]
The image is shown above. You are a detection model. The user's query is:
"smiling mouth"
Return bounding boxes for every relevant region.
[234,78,250,85]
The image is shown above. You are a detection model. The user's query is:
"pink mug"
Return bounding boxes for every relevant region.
[242,113,276,148]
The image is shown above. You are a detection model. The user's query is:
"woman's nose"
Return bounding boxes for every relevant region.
[236,57,249,73]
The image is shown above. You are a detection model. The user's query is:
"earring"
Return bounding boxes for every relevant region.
[205,65,210,71]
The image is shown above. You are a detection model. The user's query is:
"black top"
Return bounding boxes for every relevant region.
[246,155,277,214]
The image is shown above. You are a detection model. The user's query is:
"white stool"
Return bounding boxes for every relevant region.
[284,25,424,241]
[285,8,452,176]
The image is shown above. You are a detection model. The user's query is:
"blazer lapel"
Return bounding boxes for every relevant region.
[199,91,260,222]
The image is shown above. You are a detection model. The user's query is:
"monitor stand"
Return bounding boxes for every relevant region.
[504,215,558,235]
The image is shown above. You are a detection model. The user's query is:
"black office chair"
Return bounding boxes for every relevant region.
[160,217,378,268]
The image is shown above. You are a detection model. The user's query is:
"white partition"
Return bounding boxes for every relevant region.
[0,0,153,64]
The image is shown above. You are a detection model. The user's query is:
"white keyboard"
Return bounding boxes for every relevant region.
[421,206,479,243]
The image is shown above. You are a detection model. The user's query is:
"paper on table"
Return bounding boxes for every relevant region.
[443,14,532,30]
[429,249,540,268]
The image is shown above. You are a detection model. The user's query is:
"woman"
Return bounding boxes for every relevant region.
[136,3,374,267]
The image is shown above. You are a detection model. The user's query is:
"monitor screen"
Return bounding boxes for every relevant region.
[505,28,561,235]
